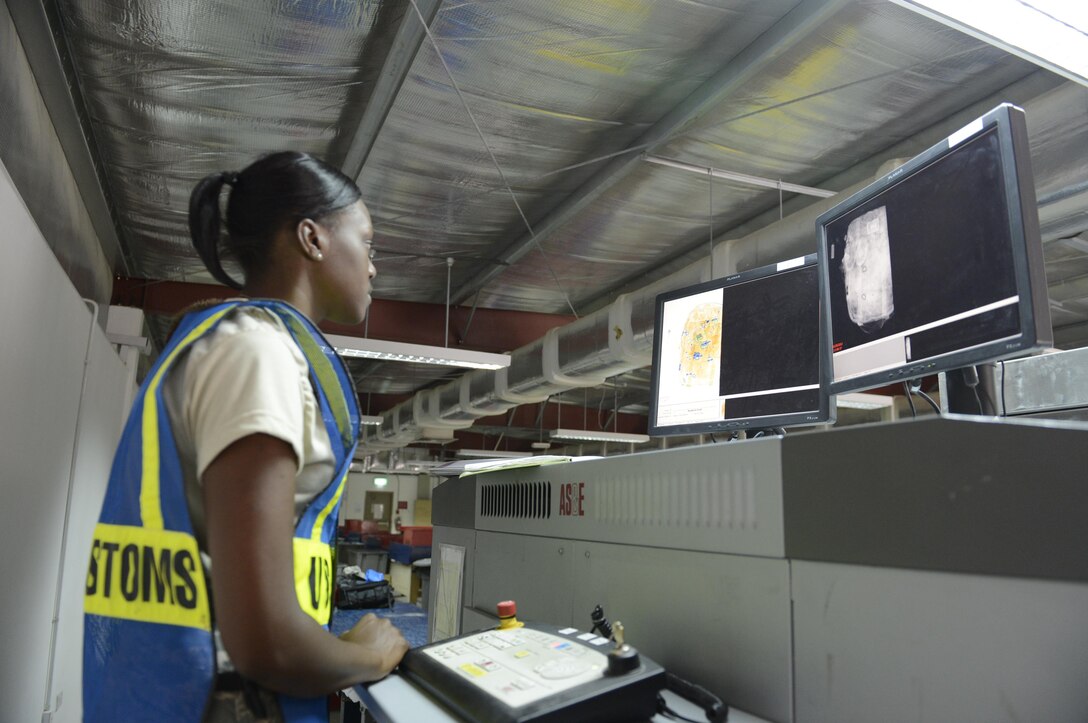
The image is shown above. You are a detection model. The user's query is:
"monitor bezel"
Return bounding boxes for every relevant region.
[815,103,1052,396]
[647,254,832,437]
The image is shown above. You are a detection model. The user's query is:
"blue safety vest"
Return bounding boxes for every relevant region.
[83,300,359,722]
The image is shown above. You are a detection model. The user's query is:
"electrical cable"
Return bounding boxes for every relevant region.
[902,381,917,418]
[962,366,984,414]
[906,380,940,416]
[657,672,728,723]
[999,360,1008,416]
[656,699,706,723]
[916,389,941,415]
[974,387,992,415]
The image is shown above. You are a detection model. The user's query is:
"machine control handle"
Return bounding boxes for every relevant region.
[606,621,641,675]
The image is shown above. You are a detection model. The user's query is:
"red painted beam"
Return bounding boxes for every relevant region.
[111,277,575,352]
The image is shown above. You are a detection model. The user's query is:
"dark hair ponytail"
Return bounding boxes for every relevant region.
[188,152,362,289]
[189,171,243,289]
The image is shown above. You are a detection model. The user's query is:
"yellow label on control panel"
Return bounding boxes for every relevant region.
[459,663,487,678]
[514,650,532,658]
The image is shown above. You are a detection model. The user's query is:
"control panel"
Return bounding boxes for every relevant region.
[399,604,665,722]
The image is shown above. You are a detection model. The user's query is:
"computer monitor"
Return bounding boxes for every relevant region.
[816,103,1052,395]
[648,254,831,436]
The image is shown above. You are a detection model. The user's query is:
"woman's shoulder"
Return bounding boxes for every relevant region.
[185,304,303,369]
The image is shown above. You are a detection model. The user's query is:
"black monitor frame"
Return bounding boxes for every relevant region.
[647,254,832,437]
[815,103,1052,395]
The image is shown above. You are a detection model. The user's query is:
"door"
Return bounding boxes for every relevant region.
[363,490,394,531]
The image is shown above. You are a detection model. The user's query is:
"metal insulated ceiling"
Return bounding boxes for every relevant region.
[357,0,801,307]
[45,0,1088,450]
[56,0,386,280]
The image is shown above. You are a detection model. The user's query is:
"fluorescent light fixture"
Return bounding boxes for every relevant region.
[326,334,511,370]
[405,460,442,471]
[360,415,383,426]
[836,393,896,411]
[551,428,650,444]
[455,449,528,459]
[891,0,1088,86]
[644,155,835,198]
[373,476,388,487]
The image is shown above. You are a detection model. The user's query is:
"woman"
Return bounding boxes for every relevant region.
[83,152,408,722]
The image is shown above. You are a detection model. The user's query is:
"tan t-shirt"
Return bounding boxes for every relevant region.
[163,306,336,548]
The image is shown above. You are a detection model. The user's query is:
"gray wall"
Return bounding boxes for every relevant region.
[0,159,129,721]
[0,0,114,307]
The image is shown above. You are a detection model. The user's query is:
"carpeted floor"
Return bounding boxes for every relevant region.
[330,601,429,648]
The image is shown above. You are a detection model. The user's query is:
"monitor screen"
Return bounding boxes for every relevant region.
[648,255,831,436]
[816,103,1052,394]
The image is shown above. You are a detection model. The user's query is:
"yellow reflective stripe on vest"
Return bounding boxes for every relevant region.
[85,523,211,630]
[293,469,346,619]
[306,468,348,542]
[282,314,353,451]
[140,307,235,530]
[293,537,335,624]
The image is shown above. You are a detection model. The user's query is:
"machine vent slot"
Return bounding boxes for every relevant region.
[480,481,552,519]
[593,465,758,529]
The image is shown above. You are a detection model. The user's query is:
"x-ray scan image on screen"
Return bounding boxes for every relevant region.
[817,103,1052,394]
[649,255,831,436]
[841,206,894,331]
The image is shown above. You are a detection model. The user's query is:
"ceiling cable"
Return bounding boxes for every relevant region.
[708,167,714,261]
[445,256,453,347]
[374,45,981,240]
[461,289,482,342]
[407,0,580,320]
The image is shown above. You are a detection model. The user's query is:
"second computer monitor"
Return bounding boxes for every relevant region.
[648,254,831,437]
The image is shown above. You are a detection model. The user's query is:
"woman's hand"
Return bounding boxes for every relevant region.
[203,433,405,696]
[339,614,409,680]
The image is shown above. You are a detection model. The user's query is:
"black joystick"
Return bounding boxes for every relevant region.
[590,604,613,639]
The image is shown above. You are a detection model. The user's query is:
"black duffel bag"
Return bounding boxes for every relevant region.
[337,577,395,610]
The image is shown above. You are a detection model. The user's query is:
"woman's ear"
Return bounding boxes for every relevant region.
[295,218,326,261]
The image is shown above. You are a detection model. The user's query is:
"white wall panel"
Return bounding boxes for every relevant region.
[47,329,129,722]
[0,159,125,722]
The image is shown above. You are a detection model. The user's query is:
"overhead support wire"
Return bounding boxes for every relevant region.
[446,0,846,307]
[407,0,581,320]
[341,0,444,179]
[375,41,994,237]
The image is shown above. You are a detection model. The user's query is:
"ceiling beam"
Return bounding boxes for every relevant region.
[449,0,845,305]
[5,0,128,273]
[110,277,573,352]
[339,0,444,179]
